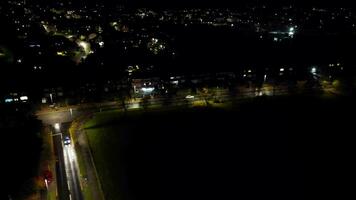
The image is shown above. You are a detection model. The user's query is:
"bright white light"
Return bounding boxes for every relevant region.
[311,67,317,74]
[78,41,90,54]
[99,41,104,47]
[57,51,66,56]
[54,123,60,130]
[288,27,295,37]
[264,74,267,82]
[79,41,88,49]
[141,87,154,93]
[20,96,28,101]
[280,68,285,72]
[248,69,252,73]
[185,95,195,99]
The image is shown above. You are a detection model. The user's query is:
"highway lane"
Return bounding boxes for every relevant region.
[53,133,70,200]
[64,144,83,200]
[47,121,84,200]
[61,123,84,200]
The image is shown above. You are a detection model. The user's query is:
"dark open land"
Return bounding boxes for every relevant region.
[84,95,354,200]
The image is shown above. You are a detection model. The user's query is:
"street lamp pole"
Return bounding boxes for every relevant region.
[49,93,53,104]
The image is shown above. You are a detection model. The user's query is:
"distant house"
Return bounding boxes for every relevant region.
[132,77,162,95]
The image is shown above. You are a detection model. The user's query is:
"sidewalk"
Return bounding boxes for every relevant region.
[39,126,57,200]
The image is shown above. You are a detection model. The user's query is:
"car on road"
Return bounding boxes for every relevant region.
[63,136,71,145]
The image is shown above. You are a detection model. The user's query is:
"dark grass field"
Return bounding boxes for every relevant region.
[84,95,355,200]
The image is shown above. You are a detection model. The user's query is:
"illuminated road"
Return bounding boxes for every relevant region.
[36,84,319,200]
[52,128,70,200]
[37,85,291,121]
[45,121,84,200]
[61,123,84,200]
[63,143,83,200]
[39,114,103,200]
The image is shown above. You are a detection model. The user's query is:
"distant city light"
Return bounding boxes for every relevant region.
[141,87,155,93]
[280,68,285,72]
[288,27,295,37]
[20,96,28,101]
[99,41,104,48]
[5,98,13,103]
[57,51,66,56]
[79,41,89,50]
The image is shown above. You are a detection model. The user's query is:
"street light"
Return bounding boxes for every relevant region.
[54,123,60,131]
[311,67,317,74]
[49,93,53,104]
